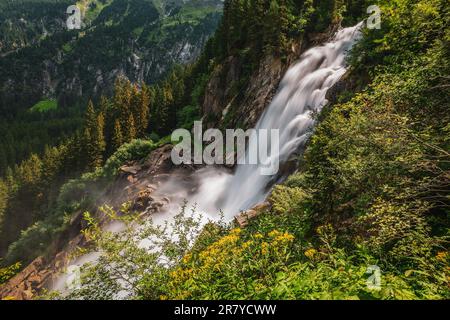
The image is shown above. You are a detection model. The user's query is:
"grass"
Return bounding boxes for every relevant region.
[29,100,58,113]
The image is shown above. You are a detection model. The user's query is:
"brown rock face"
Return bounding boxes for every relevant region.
[201,54,290,130]
[201,40,308,131]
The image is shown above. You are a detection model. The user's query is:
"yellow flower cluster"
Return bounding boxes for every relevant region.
[261,242,269,255]
[436,251,448,262]
[268,229,295,244]
[304,248,317,259]
[165,227,297,299]
[167,228,244,298]
[182,253,192,264]
[242,240,254,249]
[198,228,241,262]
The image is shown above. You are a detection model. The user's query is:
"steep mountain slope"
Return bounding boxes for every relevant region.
[0,0,71,54]
[0,0,222,176]
[0,0,222,113]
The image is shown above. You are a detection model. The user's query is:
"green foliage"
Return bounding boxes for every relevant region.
[51,0,449,300]
[0,179,8,227]
[102,139,156,178]
[0,260,21,285]
[57,201,447,300]
[59,202,207,300]
[2,138,156,265]
[2,0,449,301]
[29,100,58,113]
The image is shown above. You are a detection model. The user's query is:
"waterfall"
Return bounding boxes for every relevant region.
[50,24,363,294]
[216,23,363,217]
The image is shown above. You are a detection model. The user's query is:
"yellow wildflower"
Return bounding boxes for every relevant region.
[261,242,269,255]
[230,228,242,235]
[436,251,448,262]
[182,253,192,264]
[273,232,295,244]
[304,248,317,259]
[242,241,253,249]
[268,230,281,238]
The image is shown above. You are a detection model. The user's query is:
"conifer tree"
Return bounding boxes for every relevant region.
[151,85,169,135]
[40,146,62,190]
[112,119,123,151]
[125,113,137,143]
[91,112,106,168]
[83,101,106,170]
[85,100,97,132]
[139,84,151,136]
[0,179,8,227]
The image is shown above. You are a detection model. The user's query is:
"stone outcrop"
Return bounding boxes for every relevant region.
[0,234,85,300]
[201,52,298,130]
[235,202,271,228]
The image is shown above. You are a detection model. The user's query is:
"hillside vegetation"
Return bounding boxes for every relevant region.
[0,0,448,300]
[0,0,222,175]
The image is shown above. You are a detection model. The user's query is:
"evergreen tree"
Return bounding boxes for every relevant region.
[0,179,8,227]
[151,85,170,135]
[264,0,288,55]
[125,113,137,143]
[112,119,123,151]
[138,84,151,136]
[85,100,97,132]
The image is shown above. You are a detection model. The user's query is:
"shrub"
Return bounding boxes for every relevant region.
[101,139,156,178]
[0,260,21,285]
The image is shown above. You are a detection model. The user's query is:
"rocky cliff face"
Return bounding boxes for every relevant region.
[201,24,341,130]
[0,0,70,55]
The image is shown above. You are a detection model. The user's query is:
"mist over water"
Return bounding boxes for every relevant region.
[192,23,363,218]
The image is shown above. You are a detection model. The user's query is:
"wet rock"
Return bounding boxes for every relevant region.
[144,144,174,175]
[234,202,271,227]
[119,164,142,175]
[133,188,155,211]
[127,175,138,184]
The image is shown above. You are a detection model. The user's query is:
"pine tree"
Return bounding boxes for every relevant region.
[138,83,151,136]
[93,112,106,168]
[83,101,106,170]
[40,145,62,189]
[0,179,8,227]
[125,113,137,143]
[85,100,97,132]
[112,119,123,151]
[151,85,169,135]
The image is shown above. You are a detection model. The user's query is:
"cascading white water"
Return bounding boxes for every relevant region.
[215,23,363,217]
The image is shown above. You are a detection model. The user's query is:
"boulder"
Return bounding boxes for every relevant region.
[119,164,142,175]
[133,188,155,211]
